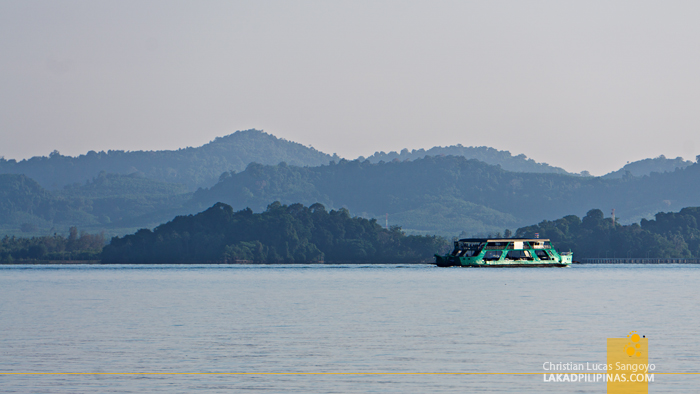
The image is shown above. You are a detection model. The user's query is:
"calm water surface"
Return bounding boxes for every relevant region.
[1,264,699,393]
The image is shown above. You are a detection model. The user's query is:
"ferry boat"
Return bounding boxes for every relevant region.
[434,238,572,267]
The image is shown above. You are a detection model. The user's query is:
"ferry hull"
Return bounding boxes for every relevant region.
[459,262,569,268]
[434,256,569,268]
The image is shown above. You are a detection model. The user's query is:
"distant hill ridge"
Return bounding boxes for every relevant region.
[602,155,696,179]
[0,130,338,190]
[2,129,696,193]
[362,145,572,175]
[0,129,581,191]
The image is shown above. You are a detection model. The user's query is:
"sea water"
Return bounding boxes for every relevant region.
[1,264,698,393]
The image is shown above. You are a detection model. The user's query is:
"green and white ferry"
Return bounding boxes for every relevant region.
[435,238,572,267]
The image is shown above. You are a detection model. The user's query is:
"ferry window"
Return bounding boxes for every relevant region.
[454,242,481,257]
[532,241,545,249]
[455,243,481,257]
[483,250,502,260]
[535,250,551,260]
[506,250,533,260]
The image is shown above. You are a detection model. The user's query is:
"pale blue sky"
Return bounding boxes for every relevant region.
[1,1,699,175]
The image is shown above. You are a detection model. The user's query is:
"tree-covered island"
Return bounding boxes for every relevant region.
[101,202,448,264]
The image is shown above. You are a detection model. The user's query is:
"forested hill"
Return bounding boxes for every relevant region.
[363,145,572,175]
[0,174,81,227]
[190,155,700,236]
[602,155,695,179]
[0,130,337,190]
[102,202,447,263]
[0,172,191,232]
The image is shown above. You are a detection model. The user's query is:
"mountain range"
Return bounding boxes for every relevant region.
[0,129,581,191]
[1,129,698,237]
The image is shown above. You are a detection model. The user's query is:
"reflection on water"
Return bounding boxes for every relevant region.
[1,264,698,393]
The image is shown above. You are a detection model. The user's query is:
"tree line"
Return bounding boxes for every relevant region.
[515,207,700,258]
[0,227,104,262]
[5,203,700,263]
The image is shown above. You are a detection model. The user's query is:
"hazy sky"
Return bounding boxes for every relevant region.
[1,1,699,175]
